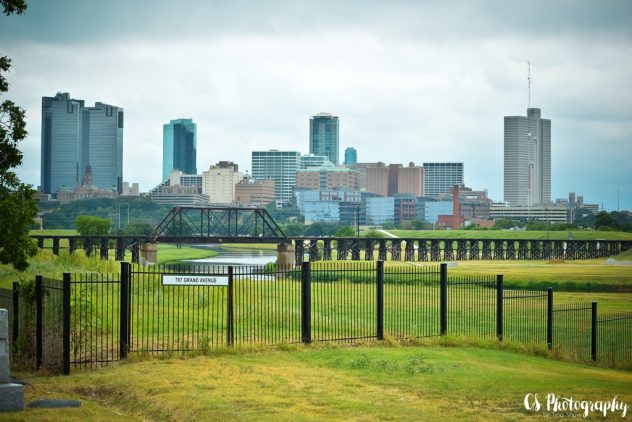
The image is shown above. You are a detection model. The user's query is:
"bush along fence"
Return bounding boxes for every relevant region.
[1,261,630,374]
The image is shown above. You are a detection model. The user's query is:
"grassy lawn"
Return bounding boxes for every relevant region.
[388,229,632,241]
[441,258,632,292]
[6,342,632,421]
[30,229,78,236]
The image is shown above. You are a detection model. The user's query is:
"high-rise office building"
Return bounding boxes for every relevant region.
[41,92,123,195]
[163,118,197,181]
[422,162,464,197]
[504,108,551,206]
[201,161,243,204]
[309,113,339,165]
[83,102,124,192]
[344,147,357,166]
[366,163,424,197]
[251,150,301,203]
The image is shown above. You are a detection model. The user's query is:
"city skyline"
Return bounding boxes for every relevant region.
[1,1,631,210]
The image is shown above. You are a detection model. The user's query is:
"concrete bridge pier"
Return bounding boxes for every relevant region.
[140,243,157,266]
[277,243,295,269]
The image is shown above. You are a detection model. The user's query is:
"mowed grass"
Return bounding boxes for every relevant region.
[388,229,632,240]
[441,257,632,292]
[6,343,632,421]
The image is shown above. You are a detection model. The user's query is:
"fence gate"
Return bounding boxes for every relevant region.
[128,263,230,354]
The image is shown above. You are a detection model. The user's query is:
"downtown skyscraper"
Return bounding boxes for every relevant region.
[163,118,197,181]
[309,113,339,165]
[504,108,551,206]
[40,92,124,195]
[422,162,464,197]
[251,150,301,203]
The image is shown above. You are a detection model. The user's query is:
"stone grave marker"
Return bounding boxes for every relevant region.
[0,308,24,412]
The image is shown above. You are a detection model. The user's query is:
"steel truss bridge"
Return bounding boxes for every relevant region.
[30,206,631,263]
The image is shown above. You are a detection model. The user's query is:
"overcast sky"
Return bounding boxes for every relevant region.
[1,0,631,210]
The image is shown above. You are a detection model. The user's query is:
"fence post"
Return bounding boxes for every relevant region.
[301,261,312,344]
[591,302,597,362]
[119,262,130,359]
[227,266,234,346]
[62,272,71,376]
[440,263,447,336]
[547,287,553,350]
[376,260,384,340]
[12,281,19,344]
[496,275,503,341]
[35,275,43,370]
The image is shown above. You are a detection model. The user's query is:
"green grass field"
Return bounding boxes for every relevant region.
[6,343,632,421]
[388,229,632,240]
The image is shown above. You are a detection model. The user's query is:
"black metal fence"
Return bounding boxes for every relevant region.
[597,312,632,367]
[38,277,65,373]
[4,261,631,374]
[553,302,595,362]
[501,286,549,345]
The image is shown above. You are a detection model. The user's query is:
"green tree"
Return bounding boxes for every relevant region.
[123,222,153,236]
[303,222,339,237]
[0,0,38,271]
[75,216,111,236]
[594,211,619,231]
[335,226,356,237]
[281,222,305,236]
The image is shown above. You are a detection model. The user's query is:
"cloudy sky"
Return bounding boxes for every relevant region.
[1,0,631,210]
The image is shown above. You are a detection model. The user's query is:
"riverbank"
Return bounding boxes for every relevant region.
[0,244,219,289]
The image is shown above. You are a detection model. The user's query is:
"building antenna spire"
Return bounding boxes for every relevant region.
[527,61,532,108]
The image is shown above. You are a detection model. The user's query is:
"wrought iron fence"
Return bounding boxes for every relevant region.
[384,264,441,339]
[447,273,497,338]
[597,312,632,367]
[502,287,549,345]
[553,302,594,362]
[5,261,631,374]
[70,273,121,370]
[39,277,64,373]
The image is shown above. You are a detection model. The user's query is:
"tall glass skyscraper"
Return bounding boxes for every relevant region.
[41,93,123,195]
[83,102,124,192]
[504,108,551,206]
[344,147,357,166]
[163,119,197,181]
[309,113,339,165]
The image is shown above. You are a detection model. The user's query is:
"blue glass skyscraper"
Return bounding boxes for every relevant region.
[41,92,123,195]
[344,147,357,166]
[309,113,339,165]
[163,119,197,181]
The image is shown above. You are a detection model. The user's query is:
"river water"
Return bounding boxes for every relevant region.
[183,245,277,266]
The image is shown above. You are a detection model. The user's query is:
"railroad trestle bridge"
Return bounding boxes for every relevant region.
[31,206,631,263]
[30,235,631,264]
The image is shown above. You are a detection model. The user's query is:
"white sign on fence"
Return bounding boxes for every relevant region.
[162,274,229,286]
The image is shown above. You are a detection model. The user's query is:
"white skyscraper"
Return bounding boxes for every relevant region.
[251,150,301,203]
[504,108,551,206]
